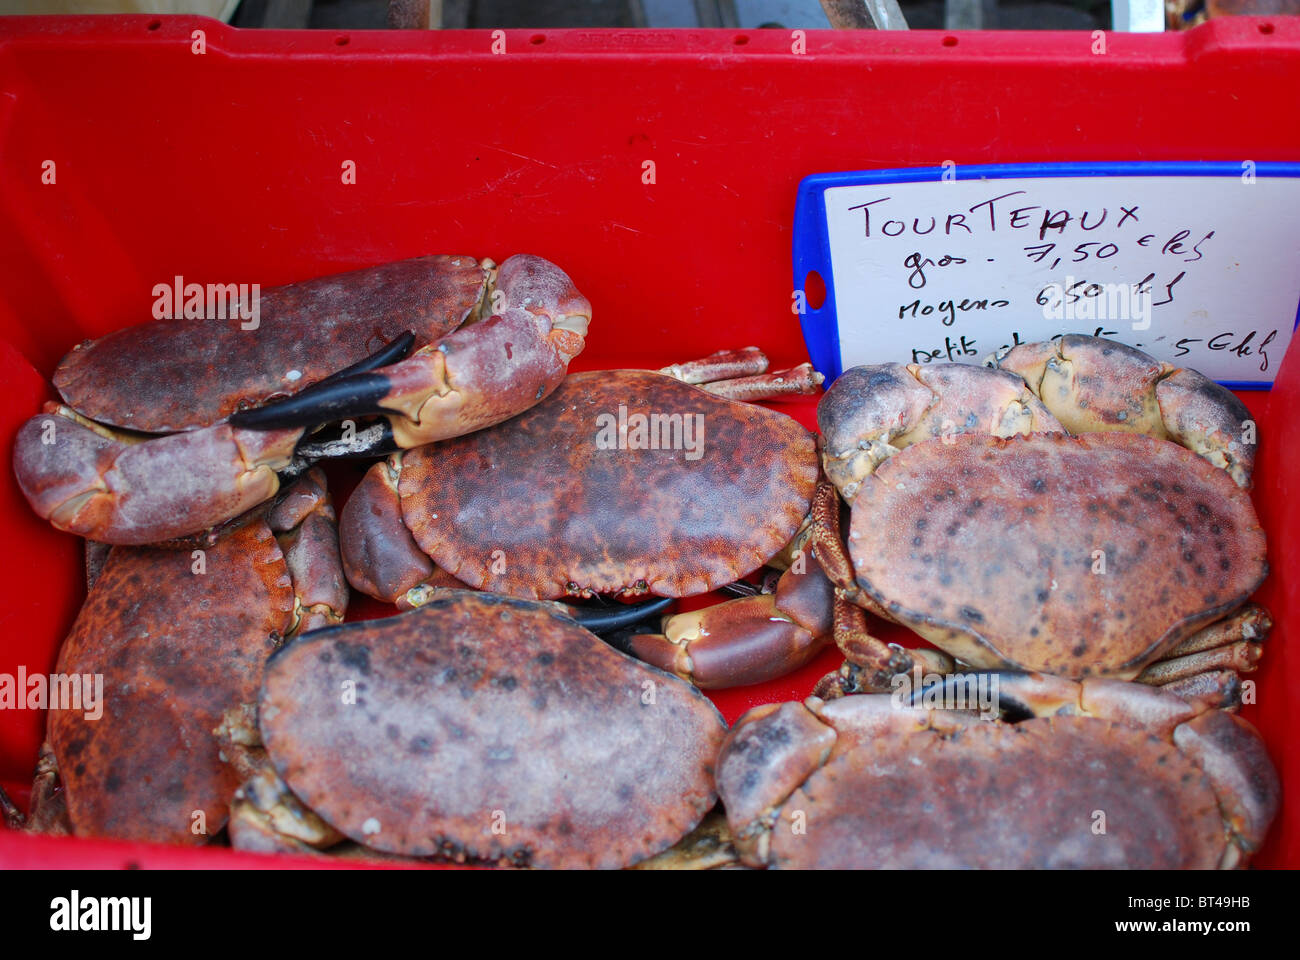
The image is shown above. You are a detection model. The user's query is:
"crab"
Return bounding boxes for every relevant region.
[218,590,728,869]
[716,671,1280,868]
[338,365,838,689]
[0,468,346,844]
[808,335,1271,699]
[810,432,1268,700]
[13,254,590,545]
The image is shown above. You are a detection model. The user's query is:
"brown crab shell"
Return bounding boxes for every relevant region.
[394,370,819,600]
[48,518,292,843]
[53,255,487,433]
[258,591,727,869]
[848,432,1267,678]
[766,715,1226,869]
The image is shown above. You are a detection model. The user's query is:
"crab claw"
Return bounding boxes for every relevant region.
[716,701,837,863]
[13,404,302,544]
[818,362,1062,501]
[994,335,1172,437]
[268,467,349,636]
[13,335,426,545]
[223,331,416,432]
[1155,368,1256,490]
[993,335,1255,488]
[231,255,591,449]
[618,556,836,689]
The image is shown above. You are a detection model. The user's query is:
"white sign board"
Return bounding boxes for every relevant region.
[794,165,1300,387]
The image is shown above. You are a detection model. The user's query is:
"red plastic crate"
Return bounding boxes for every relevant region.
[0,15,1296,869]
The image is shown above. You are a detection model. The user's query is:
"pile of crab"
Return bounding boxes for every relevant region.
[1,251,1280,870]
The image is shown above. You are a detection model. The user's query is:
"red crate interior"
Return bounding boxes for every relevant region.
[0,15,1296,868]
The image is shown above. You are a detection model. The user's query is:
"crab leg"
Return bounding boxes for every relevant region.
[26,743,69,834]
[1159,670,1247,710]
[698,363,824,402]
[1134,642,1265,686]
[880,602,1272,704]
[1130,602,1270,692]
[0,742,70,834]
[229,764,346,855]
[659,346,769,384]
[804,479,954,697]
[0,785,21,830]
[84,539,112,591]
[268,467,349,636]
[658,347,825,402]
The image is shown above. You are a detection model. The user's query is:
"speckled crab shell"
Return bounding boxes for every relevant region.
[716,679,1279,869]
[759,714,1237,869]
[847,431,1267,678]
[393,369,820,599]
[258,591,727,869]
[49,518,292,843]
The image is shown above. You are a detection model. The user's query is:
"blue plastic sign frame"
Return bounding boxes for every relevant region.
[793,161,1300,389]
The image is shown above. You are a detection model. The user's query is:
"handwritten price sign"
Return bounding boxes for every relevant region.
[793,163,1300,388]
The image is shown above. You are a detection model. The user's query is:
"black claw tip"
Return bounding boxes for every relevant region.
[230,373,394,430]
[228,333,415,431]
[566,596,674,635]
